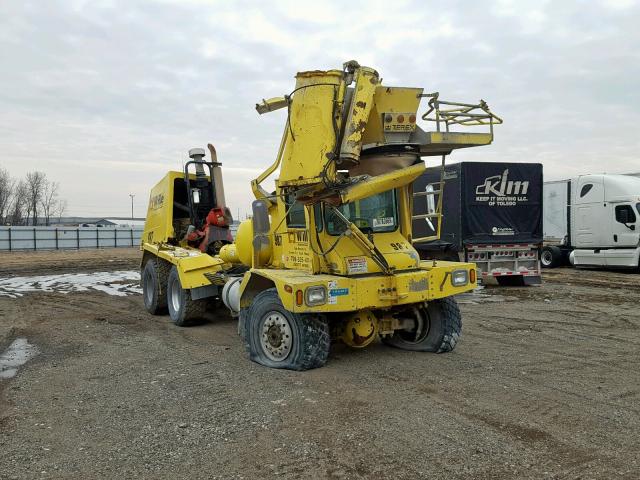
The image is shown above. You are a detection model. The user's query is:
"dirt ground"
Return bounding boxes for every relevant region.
[0,248,639,479]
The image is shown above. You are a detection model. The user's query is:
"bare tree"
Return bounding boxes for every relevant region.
[7,180,27,225]
[41,180,59,226]
[0,167,13,224]
[25,171,46,225]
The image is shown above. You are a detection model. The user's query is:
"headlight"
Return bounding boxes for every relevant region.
[451,269,469,286]
[305,286,327,306]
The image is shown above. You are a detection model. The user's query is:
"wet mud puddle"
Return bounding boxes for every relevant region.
[456,285,511,304]
[0,338,38,379]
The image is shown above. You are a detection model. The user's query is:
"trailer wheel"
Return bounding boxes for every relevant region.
[142,257,170,315]
[239,288,330,371]
[167,267,208,326]
[540,246,562,268]
[382,297,462,353]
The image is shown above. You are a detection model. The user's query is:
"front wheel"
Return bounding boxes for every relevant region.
[167,267,208,326]
[382,297,462,353]
[239,288,330,371]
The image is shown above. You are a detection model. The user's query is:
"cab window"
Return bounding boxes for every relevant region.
[285,195,306,228]
[325,190,398,235]
[615,204,636,225]
[580,184,593,198]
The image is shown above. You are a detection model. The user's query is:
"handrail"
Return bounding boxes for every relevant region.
[420,92,503,134]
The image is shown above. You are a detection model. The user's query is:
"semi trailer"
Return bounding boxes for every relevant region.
[413,162,543,285]
[542,174,640,269]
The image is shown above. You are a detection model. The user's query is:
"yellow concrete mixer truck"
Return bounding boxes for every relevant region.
[140,61,502,370]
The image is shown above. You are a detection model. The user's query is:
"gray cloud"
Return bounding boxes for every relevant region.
[1,0,638,217]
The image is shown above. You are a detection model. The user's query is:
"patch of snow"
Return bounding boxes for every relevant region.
[0,338,38,379]
[0,270,141,298]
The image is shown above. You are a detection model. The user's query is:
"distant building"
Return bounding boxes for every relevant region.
[95,218,147,228]
[46,217,146,227]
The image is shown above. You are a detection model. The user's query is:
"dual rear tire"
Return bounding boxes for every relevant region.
[142,258,207,326]
[540,246,563,268]
[142,258,170,315]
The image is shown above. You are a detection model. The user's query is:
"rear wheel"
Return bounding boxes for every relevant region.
[540,246,562,268]
[239,288,330,371]
[167,267,208,326]
[141,257,170,315]
[382,297,462,353]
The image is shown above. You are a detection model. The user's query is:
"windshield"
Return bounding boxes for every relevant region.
[325,190,398,235]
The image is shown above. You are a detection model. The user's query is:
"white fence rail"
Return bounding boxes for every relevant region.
[0,227,144,251]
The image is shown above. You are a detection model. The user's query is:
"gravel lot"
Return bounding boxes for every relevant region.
[0,248,639,479]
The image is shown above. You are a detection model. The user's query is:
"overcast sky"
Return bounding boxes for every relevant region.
[1,0,639,219]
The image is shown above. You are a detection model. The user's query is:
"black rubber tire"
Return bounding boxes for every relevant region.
[141,257,170,315]
[166,266,208,326]
[382,297,462,353]
[540,246,562,268]
[239,288,330,371]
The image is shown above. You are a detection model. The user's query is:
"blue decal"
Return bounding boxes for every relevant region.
[329,288,349,296]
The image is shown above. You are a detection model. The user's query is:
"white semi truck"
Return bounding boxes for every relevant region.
[542,174,640,269]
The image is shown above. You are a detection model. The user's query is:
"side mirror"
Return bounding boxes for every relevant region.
[251,200,272,267]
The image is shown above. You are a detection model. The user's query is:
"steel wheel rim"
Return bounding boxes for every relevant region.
[398,306,431,344]
[260,311,293,362]
[541,250,552,266]
[169,276,181,313]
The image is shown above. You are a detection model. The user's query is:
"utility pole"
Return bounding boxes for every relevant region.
[129,194,135,219]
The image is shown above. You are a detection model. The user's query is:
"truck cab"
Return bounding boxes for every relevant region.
[572,174,640,268]
[542,174,640,269]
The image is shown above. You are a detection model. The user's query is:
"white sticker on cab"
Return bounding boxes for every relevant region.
[346,256,368,274]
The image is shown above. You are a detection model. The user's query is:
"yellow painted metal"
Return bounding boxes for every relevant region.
[233,219,258,266]
[339,311,378,348]
[278,69,344,187]
[339,162,426,204]
[339,66,379,163]
[418,131,493,152]
[255,96,288,114]
[142,243,227,290]
[218,243,239,264]
[242,260,475,314]
[142,171,184,246]
[361,87,423,145]
[251,121,289,205]
[141,169,232,289]
[237,62,497,315]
